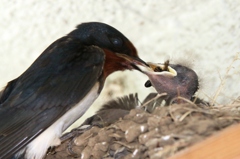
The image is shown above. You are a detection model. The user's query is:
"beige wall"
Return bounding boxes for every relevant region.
[1,0,240,128]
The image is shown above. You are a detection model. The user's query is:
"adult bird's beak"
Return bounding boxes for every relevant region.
[116,53,149,67]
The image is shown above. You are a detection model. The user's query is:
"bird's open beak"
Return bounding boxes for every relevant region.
[135,62,177,77]
[136,62,178,95]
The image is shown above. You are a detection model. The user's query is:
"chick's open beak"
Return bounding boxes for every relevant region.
[136,62,177,77]
[134,61,178,93]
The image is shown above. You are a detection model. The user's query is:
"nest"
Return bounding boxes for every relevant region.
[45,97,240,159]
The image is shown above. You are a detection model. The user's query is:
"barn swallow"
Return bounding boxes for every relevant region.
[0,22,148,159]
[136,62,199,104]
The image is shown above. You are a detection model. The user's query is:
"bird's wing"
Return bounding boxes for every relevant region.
[0,37,105,158]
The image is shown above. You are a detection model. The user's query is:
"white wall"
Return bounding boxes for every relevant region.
[1,0,240,128]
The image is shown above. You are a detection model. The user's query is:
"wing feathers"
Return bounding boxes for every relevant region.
[0,37,105,158]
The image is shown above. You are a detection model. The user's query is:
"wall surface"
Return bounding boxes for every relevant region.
[1,0,240,128]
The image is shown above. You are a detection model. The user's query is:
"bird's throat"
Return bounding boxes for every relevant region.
[102,49,131,78]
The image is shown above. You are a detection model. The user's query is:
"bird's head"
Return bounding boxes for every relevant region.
[138,61,199,103]
[68,22,148,75]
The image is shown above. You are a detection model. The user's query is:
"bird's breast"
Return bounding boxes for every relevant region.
[59,82,101,130]
[24,82,100,159]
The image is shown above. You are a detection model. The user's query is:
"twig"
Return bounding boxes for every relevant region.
[211,53,240,105]
[141,93,167,108]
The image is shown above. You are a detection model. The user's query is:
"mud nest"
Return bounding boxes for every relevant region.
[45,96,240,159]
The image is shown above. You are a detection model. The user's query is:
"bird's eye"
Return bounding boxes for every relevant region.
[110,37,123,47]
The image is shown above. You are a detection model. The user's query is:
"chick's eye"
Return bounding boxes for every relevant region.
[110,37,123,47]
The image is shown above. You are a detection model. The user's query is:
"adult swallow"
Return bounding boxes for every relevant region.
[0,22,148,159]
